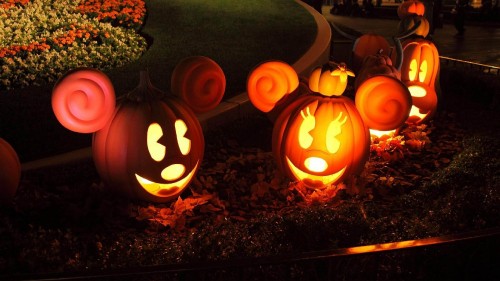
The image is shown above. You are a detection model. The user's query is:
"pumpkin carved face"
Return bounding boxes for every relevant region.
[53,57,225,203]
[92,82,204,202]
[401,38,439,123]
[273,95,370,188]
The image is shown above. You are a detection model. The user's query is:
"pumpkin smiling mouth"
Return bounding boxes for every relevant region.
[286,157,346,187]
[135,161,199,197]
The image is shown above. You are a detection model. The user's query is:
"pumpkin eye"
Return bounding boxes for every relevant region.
[419,60,427,83]
[147,123,166,162]
[298,107,315,149]
[326,112,347,154]
[409,59,418,81]
[175,119,191,155]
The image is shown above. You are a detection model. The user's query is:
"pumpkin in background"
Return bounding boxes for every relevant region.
[400,38,439,123]
[354,52,401,90]
[397,0,426,19]
[351,33,393,74]
[308,62,354,97]
[273,93,370,188]
[398,15,430,38]
[52,57,225,203]
[0,138,21,205]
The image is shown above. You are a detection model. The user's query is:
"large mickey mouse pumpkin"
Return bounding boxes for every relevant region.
[52,56,225,203]
[92,71,205,202]
[247,61,410,188]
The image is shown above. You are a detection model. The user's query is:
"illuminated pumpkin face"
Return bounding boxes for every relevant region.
[93,74,204,203]
[273,95,370,188]
[401,38,439,123]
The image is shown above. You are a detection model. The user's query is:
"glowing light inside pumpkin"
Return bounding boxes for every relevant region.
[161,163,185,181]
[409,59,418,81]
[175,119,191,155]
[419,60,428,83]
[304,157,328,172]
[298,108,315,149]
[287,157,347,185]
[326,112,347,154]
[135,161,199,196]
[147,123,166,161]
[369,129,396,139]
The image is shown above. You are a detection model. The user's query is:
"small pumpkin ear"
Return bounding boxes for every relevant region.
[246,61,299,113]
[52,68,116,133]
[170,56,226,114]
[355,75,412,131]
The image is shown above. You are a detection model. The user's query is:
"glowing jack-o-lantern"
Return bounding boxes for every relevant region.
[52,57,225,203]
[248,61,411,188]
[400,38,439,123]
[397,0,426,19]
[273,94,370,188]
[0,138,20,205]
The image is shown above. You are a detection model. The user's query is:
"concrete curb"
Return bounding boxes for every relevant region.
[21,1,332,172]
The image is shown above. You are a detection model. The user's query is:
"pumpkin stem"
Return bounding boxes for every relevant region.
[126,70,165,102]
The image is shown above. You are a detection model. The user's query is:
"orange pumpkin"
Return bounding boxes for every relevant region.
[400,38,440,123]
[397,0,426,19]
[0,138,21,205]
[354,53,401,90]
[351,34,393,74]
[398,15,430,38]
[92,71,204,203]
[53,57,224,203]
[273,94,370,188]
[308,62,354,97]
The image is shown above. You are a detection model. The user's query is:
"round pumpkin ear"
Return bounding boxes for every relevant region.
[52,68,116,134]
[246,61,299,113]
[355,75,412,131]
[170,56,226,114]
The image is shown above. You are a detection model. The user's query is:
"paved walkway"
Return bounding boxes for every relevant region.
[322,5,500,67]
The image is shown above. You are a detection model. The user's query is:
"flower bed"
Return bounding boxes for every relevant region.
[0,0,146,90]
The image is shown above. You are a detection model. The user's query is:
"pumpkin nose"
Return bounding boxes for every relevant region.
[161,164,185,181]
[304,157,328,173]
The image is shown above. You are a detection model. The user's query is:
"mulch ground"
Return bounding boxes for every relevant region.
[0,66,499,280]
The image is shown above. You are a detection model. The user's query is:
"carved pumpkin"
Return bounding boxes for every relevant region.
[398,15,430,38]
[91,71,204,202]
[273,94,370,188]
[0,138,20,205]
[308,62,354,97]
[354,52,401,90]
[397,0,426,19]
[53,57,224,203]
[352,33,393,74]
[400,38,439,123]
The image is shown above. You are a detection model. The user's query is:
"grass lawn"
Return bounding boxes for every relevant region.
[0,0,317,162]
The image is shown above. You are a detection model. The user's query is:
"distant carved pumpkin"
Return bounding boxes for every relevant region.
[400,38,440,123]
